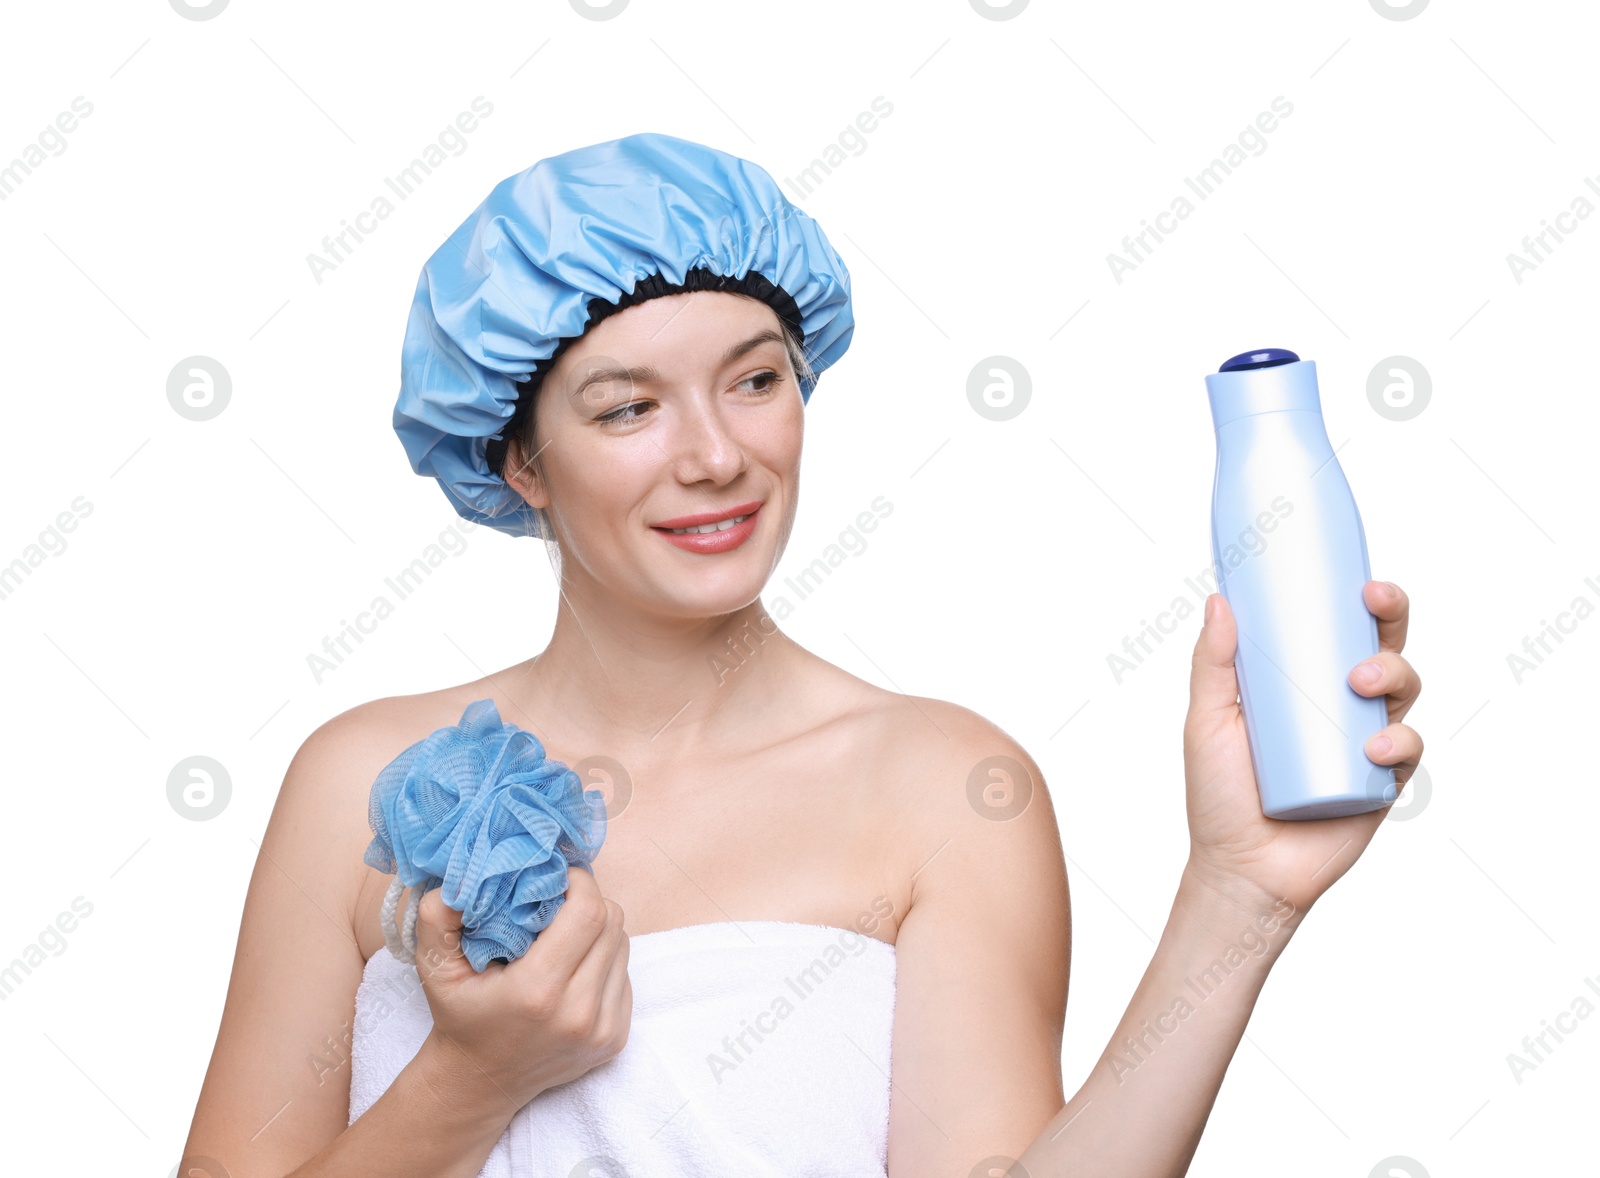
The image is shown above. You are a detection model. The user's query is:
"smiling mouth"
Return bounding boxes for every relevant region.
[664,514,751,535]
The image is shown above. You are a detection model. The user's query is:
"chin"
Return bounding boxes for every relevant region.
[652,559,770,618]
[675,578,768,619]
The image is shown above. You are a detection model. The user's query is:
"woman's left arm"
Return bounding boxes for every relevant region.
[1015,580,1422,1176]
[888,580,1423,1177]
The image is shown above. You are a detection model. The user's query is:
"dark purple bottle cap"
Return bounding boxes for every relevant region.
[1218,348,1300,373]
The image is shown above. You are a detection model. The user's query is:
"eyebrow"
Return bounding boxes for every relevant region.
[569,329,789,399]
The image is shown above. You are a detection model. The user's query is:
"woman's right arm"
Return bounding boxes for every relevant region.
[178,703,511,1177]
[181,701,633,1178]
[279,1035,515,1178]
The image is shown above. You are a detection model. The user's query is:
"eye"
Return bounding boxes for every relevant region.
[739,370,783,394]
[596,401,652,425]
[595,370,783,426]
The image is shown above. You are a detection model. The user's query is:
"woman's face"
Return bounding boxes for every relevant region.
[507,290,805,619]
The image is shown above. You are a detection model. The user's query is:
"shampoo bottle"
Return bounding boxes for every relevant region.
[1205,348,1396,820]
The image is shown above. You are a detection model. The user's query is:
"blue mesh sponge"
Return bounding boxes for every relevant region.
[364,699,607,972]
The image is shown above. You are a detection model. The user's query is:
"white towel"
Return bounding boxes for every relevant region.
[348,919,897,1177]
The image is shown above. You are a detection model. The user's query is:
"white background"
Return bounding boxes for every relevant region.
[1,1,1593,1174]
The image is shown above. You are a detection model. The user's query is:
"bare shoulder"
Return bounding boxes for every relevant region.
[836,682,1066,912]
[287,693,444,839]
[295,674,510,790]
[286,682,494,919]
[294,686,471,785]
[849,686,1057,830]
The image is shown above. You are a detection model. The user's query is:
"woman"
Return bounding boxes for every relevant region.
[181,133,1424,1178]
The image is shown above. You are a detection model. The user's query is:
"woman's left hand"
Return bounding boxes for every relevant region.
[1182,579,1424,915]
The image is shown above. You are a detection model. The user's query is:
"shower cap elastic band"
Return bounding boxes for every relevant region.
[393,131,856,538]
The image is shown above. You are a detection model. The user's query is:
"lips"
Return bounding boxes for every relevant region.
[650,499,764,531]
[660,512,751,536]
[650,502,763,554]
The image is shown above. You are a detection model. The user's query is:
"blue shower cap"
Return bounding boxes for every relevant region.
[393,131,856,538]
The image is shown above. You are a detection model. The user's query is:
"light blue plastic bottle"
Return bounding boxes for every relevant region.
[1205,348,1396,820]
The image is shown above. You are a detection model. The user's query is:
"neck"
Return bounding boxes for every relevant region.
[513,588,804,761]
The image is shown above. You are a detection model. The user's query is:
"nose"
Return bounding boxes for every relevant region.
[666,396,747,486]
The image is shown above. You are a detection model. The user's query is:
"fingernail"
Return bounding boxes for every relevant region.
[1369,734,1393,757]
[1354,661,1382,685]
[1205,595,1217,624]
[1381,581,1399,598]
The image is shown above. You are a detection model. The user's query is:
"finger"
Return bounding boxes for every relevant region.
[1347,650,1422,724]
[1363,580,1410,655]
[603,945,634,1047]
[594,909,630,1009]
[415,886,477,987]
[1189,594,1242,719]
[569,896,624,998]
[594,949,633,1057]
[602,926,631,1021]
[1364,722,1424,786]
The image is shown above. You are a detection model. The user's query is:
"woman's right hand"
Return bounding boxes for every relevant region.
[410,865,633,1117]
